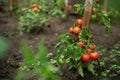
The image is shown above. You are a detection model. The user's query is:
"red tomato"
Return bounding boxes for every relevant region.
[32,4,37,8]
[81,54,90,63]
[69,27,74,34]
[73,27,81,35]
[33,7,38,12]
[89,45,96,50]
[87,48,93,53]
[78,42,85,48]
[90,52,99,60]
[95,0,100,3]
[76,19,83,28]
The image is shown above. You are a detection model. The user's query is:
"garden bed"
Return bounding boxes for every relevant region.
[0,14,120,80]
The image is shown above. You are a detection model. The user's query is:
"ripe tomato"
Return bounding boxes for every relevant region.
[32,4,37,8]
[95,0,100,3]
[76,19,83,28]
[73,27,81,35]
[69,27,74,34]
[90,52,99,60]
[87,48,93,53]
[78,42,85,48]
[93,8,97,14]
[33,7,38,12]
[89,44,96,50]
[81,54,90,62]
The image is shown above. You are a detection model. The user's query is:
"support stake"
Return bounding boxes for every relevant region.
[82,0,93,29]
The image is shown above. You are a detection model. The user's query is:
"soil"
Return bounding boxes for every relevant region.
[0,13,120,80]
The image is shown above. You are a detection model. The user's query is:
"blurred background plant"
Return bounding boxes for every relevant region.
[107,0,120,23]
[18,0,66,34]
[0,36,9,59]
[100,41,120,78]
[15,40,59,80]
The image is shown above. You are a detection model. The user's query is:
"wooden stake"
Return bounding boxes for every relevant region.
[103,0,108,12]
[82,0,93,29]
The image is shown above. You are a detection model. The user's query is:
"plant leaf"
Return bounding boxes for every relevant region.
[78,64,84,77]
[21,41,34,65]
[69,58,75,67]
[101,16,111,35]
[75,49,82,60]
[84,29,91,37]
[87,63,95,75]
[66,45,73,55]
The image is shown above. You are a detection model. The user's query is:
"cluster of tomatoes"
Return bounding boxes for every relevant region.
[69,19,99,63]
[69,19,83,41]
[81,45,99,63]
[32,4,42,12]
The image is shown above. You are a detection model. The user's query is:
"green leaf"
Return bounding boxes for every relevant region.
[101,16,111,35]
[69,58,75,67]
[21,41,34,65]
[36,39,47,63]
[75,49,82,60]
[66,45,73,55]
[57,47,63,57]
[78,64,84,77]
[87,63,95,75]
[84,29,91,37]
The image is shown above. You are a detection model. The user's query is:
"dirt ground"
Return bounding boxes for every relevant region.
[0,13,120,80]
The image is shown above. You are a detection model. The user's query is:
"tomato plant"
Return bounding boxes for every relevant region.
[19,6,49,34]
[55,18,100,77]
[18,0,67,34]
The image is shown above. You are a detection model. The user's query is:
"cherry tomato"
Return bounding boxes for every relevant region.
[81,54,90,63]
[76,19,83,28]
[87,48,93,53]
[33,7,38,12]
[90,52,99,60]
[32,4,37,8]
[95,0,100,3]
[73,27,81,35]
[69,27,74,34]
